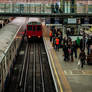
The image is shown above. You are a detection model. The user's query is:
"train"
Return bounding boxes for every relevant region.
[26,18,42,40]
[0,17,28,92]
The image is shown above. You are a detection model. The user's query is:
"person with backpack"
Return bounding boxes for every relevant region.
[79,49,86,68]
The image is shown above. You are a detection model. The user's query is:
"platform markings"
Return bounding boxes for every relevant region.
[64,70,92,75]
[49,51,63,92]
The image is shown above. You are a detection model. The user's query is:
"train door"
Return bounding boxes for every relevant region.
[26,25,32,38]
[37,25,42,37]
[35,25,37,36]
[33,25,36,36]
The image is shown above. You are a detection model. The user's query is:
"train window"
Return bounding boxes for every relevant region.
[4,61,6,74]
[12,45,14,52]
[0,65,1,84]
[14,40,16,49]
[10,50,11,60]
[33,26,35,31]
[6,52,9,65]
[27,26,32,31]
[37,26,41,31]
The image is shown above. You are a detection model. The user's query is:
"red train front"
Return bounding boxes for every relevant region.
[26,18,42,40]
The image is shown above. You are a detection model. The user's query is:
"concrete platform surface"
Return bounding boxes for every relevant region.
[56,47,92,92]
[43,24,92,92]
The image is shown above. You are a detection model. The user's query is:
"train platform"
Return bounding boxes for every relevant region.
[43,25,92,92]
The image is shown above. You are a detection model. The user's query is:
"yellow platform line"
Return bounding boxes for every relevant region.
[43,25,71,92]
[49,49,63,92]
[52,50,72,92]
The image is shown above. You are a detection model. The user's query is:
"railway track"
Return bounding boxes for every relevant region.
[20,41,56,92]
[5,40,56,92]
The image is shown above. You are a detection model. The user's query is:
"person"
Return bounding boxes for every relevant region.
[76,37,80,48]
[80,39,83,51]
[72,41,77,58]
[55,37,60,51]
[52,33,56,48]
[49,30,53,42]
[69,43,74,62]
[63,43,69,61]
[58,31,62,48]
[87,37,91,55]
[87,37,92,55]
[79,49,86,68]
[63,37,68,45]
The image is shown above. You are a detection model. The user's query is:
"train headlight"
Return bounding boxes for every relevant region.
[38,36,40,38]
[28,36,31,38]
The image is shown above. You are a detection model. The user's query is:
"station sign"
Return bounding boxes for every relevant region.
[68,18,76,24]
[46,24,62,28]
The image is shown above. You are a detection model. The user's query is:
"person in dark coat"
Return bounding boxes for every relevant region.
[63,43,69,61]
[73,41,77,58]
[87,37,92,55]
[63,37,68,45]
[70,44,74,61]
[52,34,56,49]
[80,39,83,51]
[79,49,86,68]
[49,30,53,42]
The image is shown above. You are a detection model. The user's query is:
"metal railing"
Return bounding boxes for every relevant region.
[0,3,92,14]
[0,3,52,14]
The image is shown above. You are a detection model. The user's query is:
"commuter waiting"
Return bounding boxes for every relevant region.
[55,37,60,51]
[49,29,53,42]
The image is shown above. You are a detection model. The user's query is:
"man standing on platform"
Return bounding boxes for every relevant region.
[49,29,53,42]
[55,37,60,51]
[79,49,86,68]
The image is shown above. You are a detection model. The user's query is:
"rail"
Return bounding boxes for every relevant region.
[23,45,30,92]
[39,44,45,92]
[18,42,56,92]
[33,43,36,92]
[19,44,28,88]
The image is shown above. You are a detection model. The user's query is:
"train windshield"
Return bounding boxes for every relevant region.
[27,25,32,31]
[37,26,41,31]
[33,26,35,31]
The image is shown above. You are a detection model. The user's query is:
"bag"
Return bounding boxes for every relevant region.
[77,59,81,66]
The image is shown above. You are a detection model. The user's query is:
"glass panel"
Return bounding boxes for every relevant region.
[27,26,32,31]
[37,26,41,31]
[33,26,35,31]
[0,64,1,84]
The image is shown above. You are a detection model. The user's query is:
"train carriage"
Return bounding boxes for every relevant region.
[0,17,27,92]
[26,18,42,40]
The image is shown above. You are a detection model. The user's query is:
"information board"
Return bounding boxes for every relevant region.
[68,18,76,24]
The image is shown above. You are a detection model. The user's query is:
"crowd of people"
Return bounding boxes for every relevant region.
[49,27,63,51]
[49,27,92,68]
